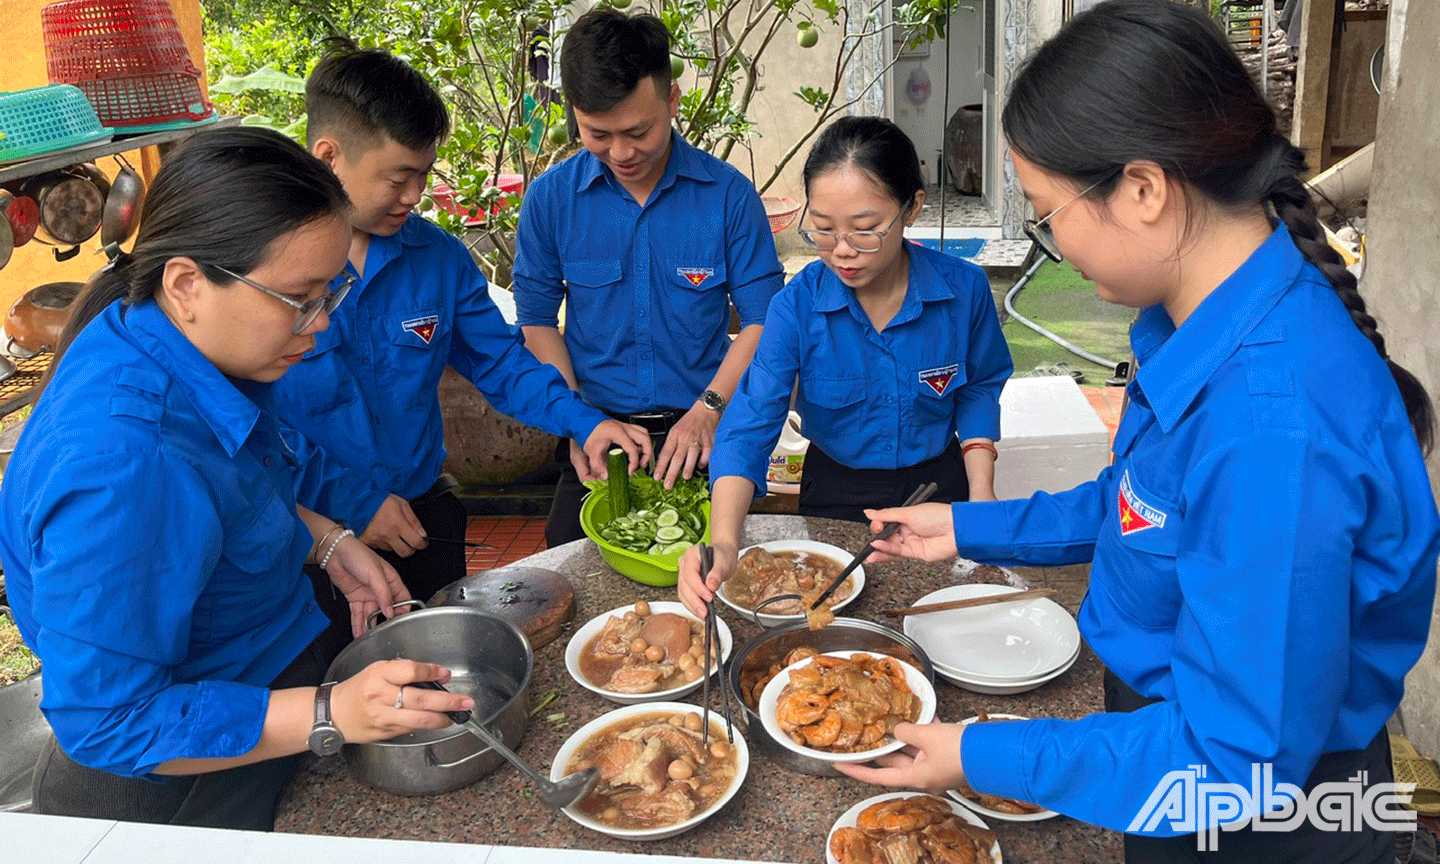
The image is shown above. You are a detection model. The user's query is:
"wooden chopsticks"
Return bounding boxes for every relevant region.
[880,587,1057,617]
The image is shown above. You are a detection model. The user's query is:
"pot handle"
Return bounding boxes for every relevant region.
[749,593,803,629]
[425,735,499,769]
[364,598,427,632]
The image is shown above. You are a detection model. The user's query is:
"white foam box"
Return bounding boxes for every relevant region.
[994,376,1112,501]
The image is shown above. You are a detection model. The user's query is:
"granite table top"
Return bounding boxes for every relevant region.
[275,515,1123,863]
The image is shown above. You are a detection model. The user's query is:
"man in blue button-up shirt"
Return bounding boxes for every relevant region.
[513,9,784,547]
[273,42,649,641]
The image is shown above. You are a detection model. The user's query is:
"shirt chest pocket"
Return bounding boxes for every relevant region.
[562,260,623,292]
[220,492,297,578]
[665,259,729,343]
[1104,467,1185,628]
[911,361,967,419]
[299,329,359,418]
[803,373,866,418]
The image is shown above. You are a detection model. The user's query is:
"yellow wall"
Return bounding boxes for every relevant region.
[0,0,206,312]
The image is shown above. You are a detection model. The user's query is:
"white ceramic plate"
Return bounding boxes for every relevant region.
[716,539,864,627]
[758,650,935,764]
[932,641,1081,695]
[565,601,732,705]
[550,701,750,841]
[826,791,1002,864]
[945,714,1060,822]
[903,584,1080,682]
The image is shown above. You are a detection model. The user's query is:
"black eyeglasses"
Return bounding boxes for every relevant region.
[797,203,909,253]
[210,264,356,335]
[1022,180,1103,263]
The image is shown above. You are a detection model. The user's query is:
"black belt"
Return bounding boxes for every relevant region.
[603,408,687,437]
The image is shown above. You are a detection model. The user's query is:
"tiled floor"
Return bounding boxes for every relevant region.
[464,515,548,572]
[1081,384,1126,446]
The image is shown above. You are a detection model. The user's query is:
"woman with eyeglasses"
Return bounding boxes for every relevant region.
[677,116,1012,614]
[820,3,1439,861]
[0,127,470,829]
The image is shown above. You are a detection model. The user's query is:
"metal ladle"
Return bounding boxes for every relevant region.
[411,679,598,808]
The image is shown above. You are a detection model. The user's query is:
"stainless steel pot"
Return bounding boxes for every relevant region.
[324,604,533,796]
[727,617,935,777]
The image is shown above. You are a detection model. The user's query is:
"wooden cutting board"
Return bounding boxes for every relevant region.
[427,567,576,649]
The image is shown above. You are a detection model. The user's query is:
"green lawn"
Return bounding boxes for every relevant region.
[993,259,1135,386]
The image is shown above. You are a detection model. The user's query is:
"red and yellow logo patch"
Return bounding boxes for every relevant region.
[918,363,959,397]
[402,314,439,345]
[1117,470,1167,536]
[677,267,714,287]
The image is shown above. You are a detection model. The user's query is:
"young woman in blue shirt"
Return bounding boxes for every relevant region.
[786,3,1438,861]
[0,128,470,829]
[679,117,1012,608]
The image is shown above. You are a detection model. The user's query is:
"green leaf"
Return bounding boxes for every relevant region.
[209,65,307,95]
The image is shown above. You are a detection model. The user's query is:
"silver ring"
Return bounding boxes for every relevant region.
[395,687,405,710]
[689,441,701,449]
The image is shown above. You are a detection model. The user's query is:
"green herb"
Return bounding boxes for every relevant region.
[529,689,561,717]
[522,788,534,798]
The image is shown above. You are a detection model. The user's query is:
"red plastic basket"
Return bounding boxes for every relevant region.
[42,0,199,83]
[74,70,213,129]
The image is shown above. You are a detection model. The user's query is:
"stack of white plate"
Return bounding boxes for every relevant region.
[902,584,1081,695]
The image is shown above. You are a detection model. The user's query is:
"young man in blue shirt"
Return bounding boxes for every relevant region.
[513,9,785,547]
[274,42,649,647]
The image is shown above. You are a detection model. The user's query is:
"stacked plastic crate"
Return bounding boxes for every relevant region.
[41,0,215,134]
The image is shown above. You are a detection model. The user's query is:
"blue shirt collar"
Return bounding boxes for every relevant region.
[122,300,264,457]
[1132,223,1307,432]
[813,244,958,317]
[575,128,714,193]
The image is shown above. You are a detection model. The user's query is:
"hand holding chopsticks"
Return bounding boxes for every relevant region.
[807,481,939,611]
[697,543,734,747]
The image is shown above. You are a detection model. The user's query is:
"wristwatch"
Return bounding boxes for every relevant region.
[700,389,726,413]
[308,682,345,756]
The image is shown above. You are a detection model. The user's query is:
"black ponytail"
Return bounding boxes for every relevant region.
[1266,143,1434,453]
[1003,0,1433,453]
[39,126,350,395]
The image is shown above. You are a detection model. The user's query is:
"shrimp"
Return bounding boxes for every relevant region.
[803,709,843,748]
[828,827,875,864]
[919,821,979,864]
[856,797,948,835]
[775,688,829,728]
[858,720,887,747]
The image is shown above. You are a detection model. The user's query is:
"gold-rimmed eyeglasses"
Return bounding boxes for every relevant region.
[1023,179,1103,263]
[797,201,910,253]
[210,264,356,335]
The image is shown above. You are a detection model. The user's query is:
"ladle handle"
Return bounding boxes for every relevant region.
[410,679,472,724]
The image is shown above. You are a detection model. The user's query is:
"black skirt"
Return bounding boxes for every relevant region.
[1104,669,1397,864]
[798,438,968,523]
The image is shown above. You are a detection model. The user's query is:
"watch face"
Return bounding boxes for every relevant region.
[309,727,343,756]
[703,391,723,410]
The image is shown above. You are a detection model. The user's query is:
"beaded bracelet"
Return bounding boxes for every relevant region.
[961,441,999,461]
[311,523,346,565]
[318,529,355,570]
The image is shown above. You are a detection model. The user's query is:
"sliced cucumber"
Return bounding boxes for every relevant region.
[655,525,685,542]
[656,508,680,527]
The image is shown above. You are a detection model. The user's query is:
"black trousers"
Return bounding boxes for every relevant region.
[1104,668,1397,864]
[797,438,969,523]
[31,638,331,830]
[544,409,685,549]
[306,476,467,655]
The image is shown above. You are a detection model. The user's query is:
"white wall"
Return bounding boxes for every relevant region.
[890,4,986,186]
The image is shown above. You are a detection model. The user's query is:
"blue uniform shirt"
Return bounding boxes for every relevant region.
[954,225,1440,834]
[0,301,327,777]
[273,214,609,529]
[709,245,1011,493]
[512,131,784,414]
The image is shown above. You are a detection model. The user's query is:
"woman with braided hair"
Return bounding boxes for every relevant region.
[758,1,1440,860]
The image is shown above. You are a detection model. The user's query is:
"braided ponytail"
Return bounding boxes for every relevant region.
[1003,0,1434,454]
[1266,140,1434,454]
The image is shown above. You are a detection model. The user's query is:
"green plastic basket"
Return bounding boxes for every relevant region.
[580,490,711,587]
[0,84,113,163]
